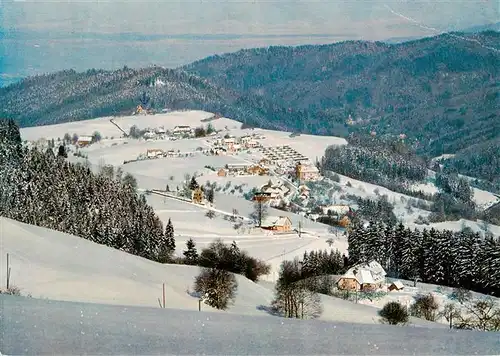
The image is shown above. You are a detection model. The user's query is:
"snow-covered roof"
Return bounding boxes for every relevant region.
[77,136,93,142]
[261,216,291,228]
[341,260,386,285]
[390,281,405,289]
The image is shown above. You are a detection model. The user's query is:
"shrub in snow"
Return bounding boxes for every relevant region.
[410,293,440,321]
[379,301,409,325]
[0,285,21,296]
[271,259,323,319]
[194,268,237,310]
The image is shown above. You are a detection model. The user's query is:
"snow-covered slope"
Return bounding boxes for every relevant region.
[0,216,273,316]
[3,295,497,356]
[1,216,446,328]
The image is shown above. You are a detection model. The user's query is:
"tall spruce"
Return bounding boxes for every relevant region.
[165,218,176,253]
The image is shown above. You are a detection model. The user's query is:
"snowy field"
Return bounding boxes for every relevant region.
[1,217,444,329]
[4,295,497,356]
[19,110,238,141]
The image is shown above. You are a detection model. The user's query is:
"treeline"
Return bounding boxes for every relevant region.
[348,221,500,296]
[177,239,270,282]
[441,139,500,187]
[320,133,430,198]
[0,119,169,261]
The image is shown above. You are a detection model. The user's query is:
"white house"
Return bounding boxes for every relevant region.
[321,204,350,216]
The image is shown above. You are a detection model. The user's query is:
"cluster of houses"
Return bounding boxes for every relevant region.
[141,125,196,141]
[209,134,262,155]
[216,162,269,177]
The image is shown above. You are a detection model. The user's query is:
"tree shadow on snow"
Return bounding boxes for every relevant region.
[256,304,281,317]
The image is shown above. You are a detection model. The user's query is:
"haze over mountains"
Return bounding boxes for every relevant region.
[1,0,499,86]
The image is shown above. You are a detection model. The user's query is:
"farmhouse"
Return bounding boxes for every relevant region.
[260,216,293,232]
[337,261,386,292]
[76,136,93,147]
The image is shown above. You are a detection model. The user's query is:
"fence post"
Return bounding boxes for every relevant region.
[162,283,166,308]
[6,253,10,290]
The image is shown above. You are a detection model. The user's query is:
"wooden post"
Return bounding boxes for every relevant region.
[198,299,202,311]
[162,283,166,308]
[6,253,10,290]
[449,312,453,329]
[301,301,304,319]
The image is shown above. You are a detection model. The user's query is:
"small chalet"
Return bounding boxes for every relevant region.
[76,136,93,147]
[388,280,405,292]
[260,216,292,232]
[337,261,386,292]
[192,187,204,204]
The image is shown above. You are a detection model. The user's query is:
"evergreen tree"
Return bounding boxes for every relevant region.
[183,238,199,265]
[189,176,199,190]
[165,218,175,253]
[206,188,214,204]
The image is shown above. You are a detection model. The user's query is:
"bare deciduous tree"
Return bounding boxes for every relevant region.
[271,259,322,319]
[194,268,237,310]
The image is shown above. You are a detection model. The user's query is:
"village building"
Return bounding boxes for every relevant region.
[260,216,293,232]
[76,136,93,147]
[173,126,193,136]
[298,185,311,199]
[155,127,166,135]
[321,204,351,216]
[143,131,156,140]
[146,149,164,158]
[337,261,386,292]
[226,163,251,175]
[217,168,227,177]
[245,140,260,149]
[191,187,204,204]
[247,165,268,176]
[388,280,405,292]
[295,162,321,182]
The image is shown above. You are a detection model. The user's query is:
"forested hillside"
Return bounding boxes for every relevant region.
[0,119,171,261]
[348,221,500,296]
[186,31,499,157]
[1,31,498,182]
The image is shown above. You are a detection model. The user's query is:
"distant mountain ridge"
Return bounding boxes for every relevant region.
[1,31,498,172]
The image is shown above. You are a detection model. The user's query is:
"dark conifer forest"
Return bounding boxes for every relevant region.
[347,221,500,296]
[0,119,167,261]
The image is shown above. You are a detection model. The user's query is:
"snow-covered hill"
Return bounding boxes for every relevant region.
[4,294,497,356]
[1,216,450,329]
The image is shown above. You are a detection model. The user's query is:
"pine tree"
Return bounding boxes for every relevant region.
[165,218,175,253]
[206,188,214,204]
[183,238,199,265]
[189,176,199,190]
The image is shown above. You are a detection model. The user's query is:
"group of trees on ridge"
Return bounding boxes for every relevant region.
[348,220,500,297]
